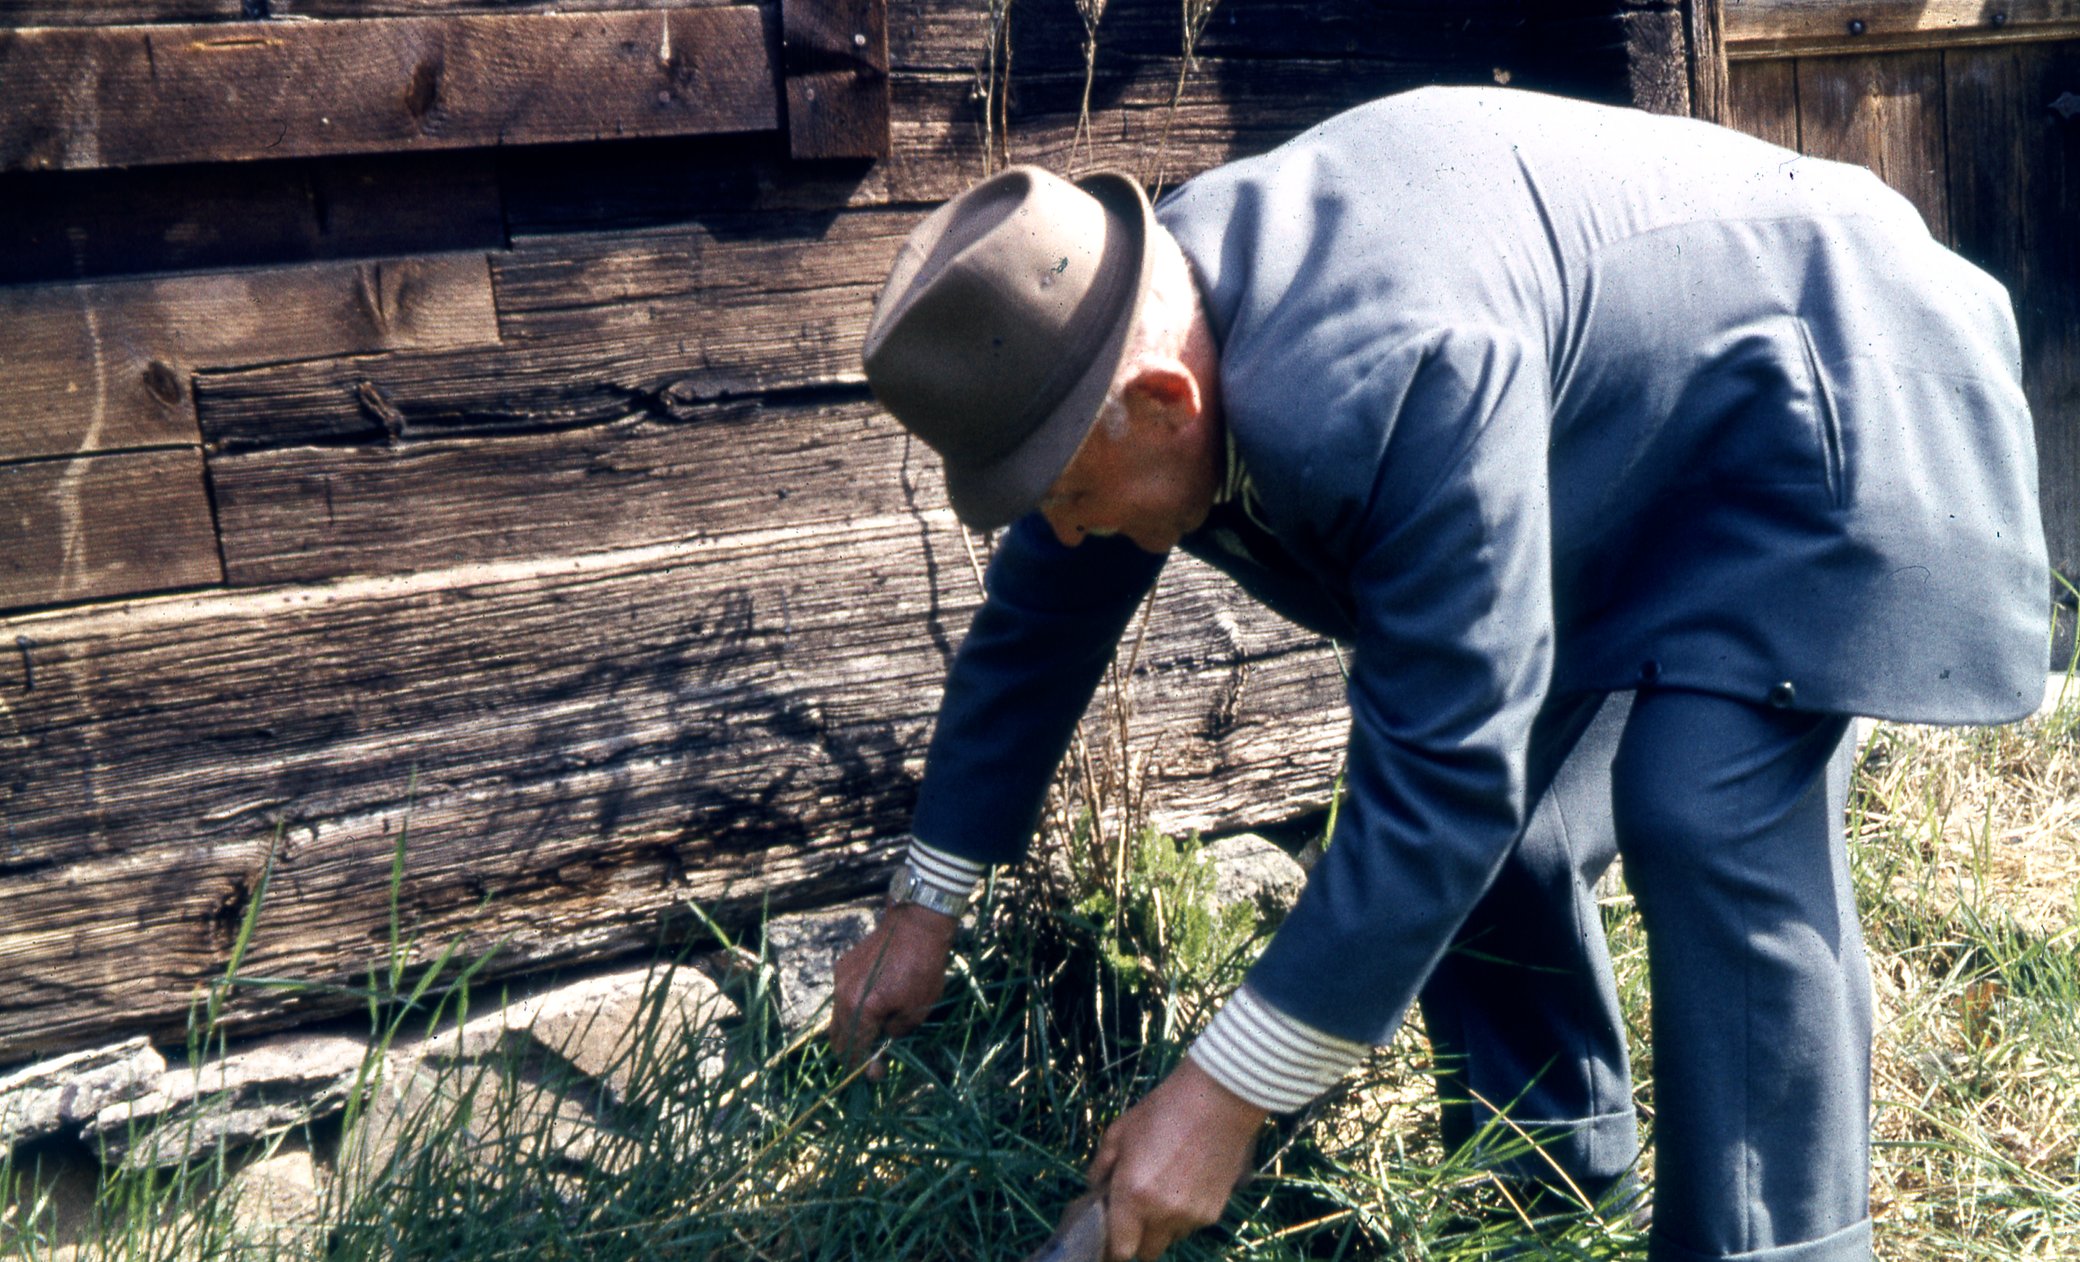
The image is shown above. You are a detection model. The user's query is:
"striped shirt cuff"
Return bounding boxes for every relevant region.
[1188,984,1370,1114]
[904,837,987,902]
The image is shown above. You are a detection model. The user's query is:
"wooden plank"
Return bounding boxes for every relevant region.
[1725,56,1801,149]
[782,0,889,158]
[0,0,741,25]
[1725,0,2080,57]
[1,253,499,463]
[498,206,917,315]
[192,274,883,452]
[0,448,222,611]
[0,516,1345,1059]
[1686,0,1731,121]
[1623,5,1693,115]
[0,7,778,172]
[0,152,502,287]
[209,396,912,586]
[1946,38,2080,588]
[1794,50,1950,236]
[0,0,240,23]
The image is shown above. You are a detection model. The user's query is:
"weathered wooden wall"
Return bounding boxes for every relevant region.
[0,0,1672,1062]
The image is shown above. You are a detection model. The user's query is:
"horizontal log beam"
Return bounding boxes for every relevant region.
[210,397,909,586]
[1,1,744,23]
[0,7,778,172]
[0,510,1344,1059]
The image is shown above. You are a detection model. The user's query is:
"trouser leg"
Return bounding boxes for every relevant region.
[1612,690,1870,1262]
[1420,691,1640,1203]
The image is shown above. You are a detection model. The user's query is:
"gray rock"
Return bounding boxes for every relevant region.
[226,1144,327,1250]
[85,1033,368,1169]
[0,1037,165,1150]
[762,901,879,1033]
[339,1052,605,1187]
[1200,834,1308,926]
[338,962,741,1189]
[418,962,737,1102]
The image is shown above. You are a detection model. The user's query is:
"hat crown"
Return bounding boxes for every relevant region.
[863,166,1148,513]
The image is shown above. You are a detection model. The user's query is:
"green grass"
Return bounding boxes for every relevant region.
[5,691,2077,1259]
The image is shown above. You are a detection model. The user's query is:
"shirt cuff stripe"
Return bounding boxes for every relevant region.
[1188,985,1369,1114]
[905,837,987,901]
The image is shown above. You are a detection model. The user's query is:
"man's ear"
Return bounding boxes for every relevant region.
[1121,361,1202,431]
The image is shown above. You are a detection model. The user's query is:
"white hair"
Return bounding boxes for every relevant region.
[1093,226,1201,437]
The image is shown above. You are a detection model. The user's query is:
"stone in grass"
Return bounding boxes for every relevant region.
[0,1036,165,1150]
[339,1051,609,1190]
[225,1143,328,1251]
[761,901,879,1035]
[339,963,741,1186]
[83,1033,368,1170]
[1199,834,1307,928]
[416,962,739,1104]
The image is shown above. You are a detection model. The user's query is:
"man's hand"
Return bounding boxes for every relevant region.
[827,902,958,1081]
[1087,1058,1268,1261]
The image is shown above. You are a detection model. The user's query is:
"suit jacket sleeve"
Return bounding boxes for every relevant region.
[909,514,1167,866]
[1239,326,1555,1048]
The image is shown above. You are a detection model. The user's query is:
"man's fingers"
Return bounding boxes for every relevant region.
[1104,1194,1142,1262]
[1088,1124,1120,1187]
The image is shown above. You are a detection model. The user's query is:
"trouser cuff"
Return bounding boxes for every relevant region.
[1460,1106,1641,1201]
[1648,1216,1871,1262]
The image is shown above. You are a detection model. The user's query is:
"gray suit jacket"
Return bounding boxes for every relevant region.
[911,88,2048,1044]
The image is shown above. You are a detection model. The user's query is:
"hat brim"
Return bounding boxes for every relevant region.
[942,171,1155,531]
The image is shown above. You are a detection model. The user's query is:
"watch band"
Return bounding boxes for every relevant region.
[887,864,971,918]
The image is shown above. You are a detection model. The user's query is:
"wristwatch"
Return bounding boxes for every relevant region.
[886,863,971,919]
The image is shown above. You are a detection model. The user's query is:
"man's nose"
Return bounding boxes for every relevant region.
[1042,507,1086,548]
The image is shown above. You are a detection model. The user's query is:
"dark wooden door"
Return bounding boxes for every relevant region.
[1695,0,2080,646]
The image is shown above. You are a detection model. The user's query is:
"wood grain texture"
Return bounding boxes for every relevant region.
[2,253,499,463]
[193,278,888,454]
[1724,0,2080,57]
[209,396,909,585]
[1794,50,1950,235]
[0,7,778,172]
[1725,55,1801,148]
[1945,38,2080,586]
[1623,5,1692,114]
[0,518,1345,1059]
[0,448,222,611]
[782,0,888,158]
[0,151,502,287]
[1684,0,1730,120]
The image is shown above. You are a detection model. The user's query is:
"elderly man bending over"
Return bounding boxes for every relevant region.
[829,87,2048,1262]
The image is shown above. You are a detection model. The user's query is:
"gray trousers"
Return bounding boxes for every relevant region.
[1418,688,1871,1261]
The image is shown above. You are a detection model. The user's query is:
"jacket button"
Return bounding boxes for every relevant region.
[1768,680,1797,708]
[1638,659,1661,684]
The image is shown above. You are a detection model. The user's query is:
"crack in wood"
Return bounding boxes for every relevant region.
[194,35,283,51]
[355,378,408,444]
[207,872,255,954]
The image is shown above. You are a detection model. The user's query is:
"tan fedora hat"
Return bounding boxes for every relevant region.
[862,164,1154,529]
